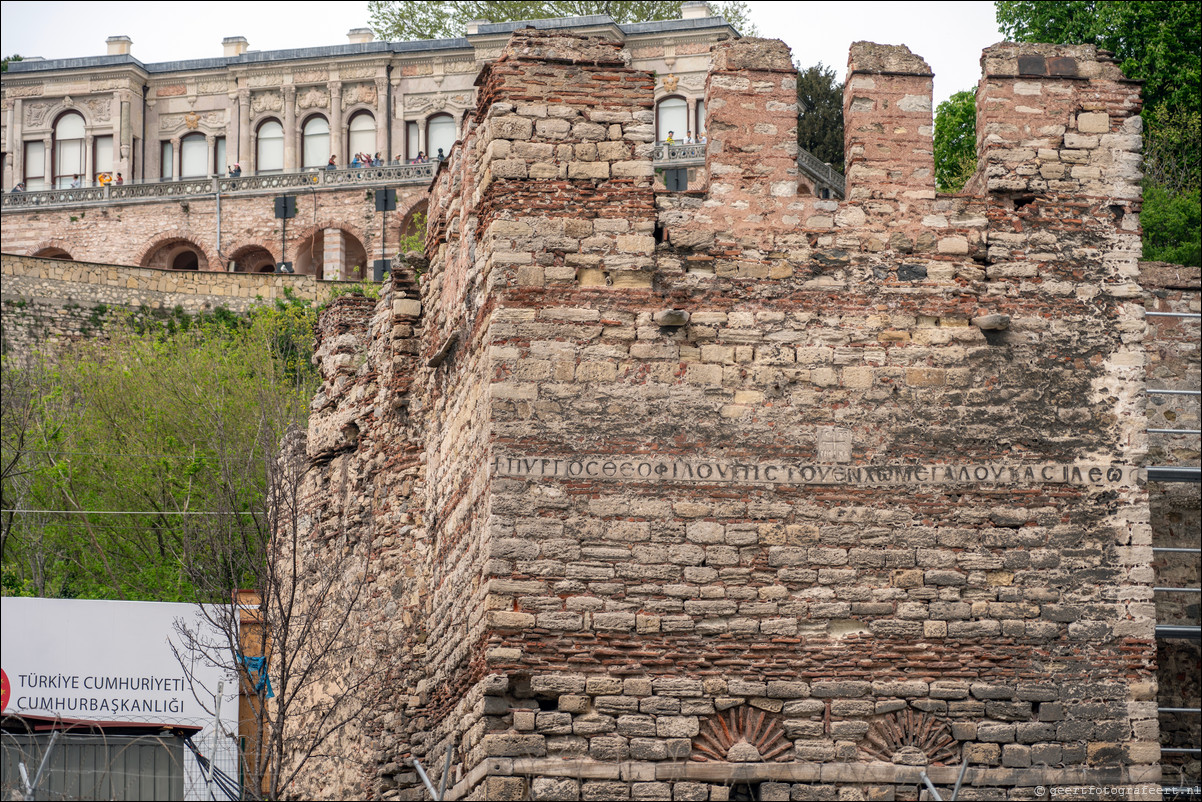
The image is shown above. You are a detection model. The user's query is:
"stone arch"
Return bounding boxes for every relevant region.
[138,235,214,272]
[292,224,368,280]
[228,243,279,273]
[28,239,76,260]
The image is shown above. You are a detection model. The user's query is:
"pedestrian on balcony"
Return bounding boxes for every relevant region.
[115,173,124,185]
[98,172,112,187]
[685,131,694,144]
[327,155,337,170]
[229,163,242,177]
[373,152,383,166]
[416,151,426,163]
[69,175,81,188]
[699,131,707,143]
[11,182,25,193]
[436,147,445,161]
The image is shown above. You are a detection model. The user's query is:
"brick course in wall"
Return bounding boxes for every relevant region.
[269,29,1189,801]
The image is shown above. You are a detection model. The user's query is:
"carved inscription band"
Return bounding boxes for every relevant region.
[492,456,1141,487]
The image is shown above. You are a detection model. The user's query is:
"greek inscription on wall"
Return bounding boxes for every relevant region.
[297,88,329,110]
[250,92,283,116]
[341,83,378,109]
[491,455,1141,488]
[248,74,284,88]
[197,79,229,95]
[24,101,52,127]
[156,84,187,97]
[293,69,329,84]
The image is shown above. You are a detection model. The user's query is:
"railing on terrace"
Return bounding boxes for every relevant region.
[796,147,846,200]
[1,163,437,210]
[3,146,844,209]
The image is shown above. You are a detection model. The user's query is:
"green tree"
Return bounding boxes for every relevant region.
[795,62,844,173]
[995,1,1200,113]
[369,1,759,41]
[933,90,977,193]
[1,54,22,72]
[0,301,318,601]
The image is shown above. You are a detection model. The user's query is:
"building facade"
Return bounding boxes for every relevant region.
[2,5,731,190]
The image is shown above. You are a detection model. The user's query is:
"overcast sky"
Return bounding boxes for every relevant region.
[1,1,1003,107]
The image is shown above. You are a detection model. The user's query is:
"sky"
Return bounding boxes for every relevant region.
[0,1,1004,107]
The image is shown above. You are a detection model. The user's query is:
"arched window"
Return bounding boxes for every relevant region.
[656,96,687,143]
[256,120,284,174]
[180,133,208,178]
[53,112,86,188]
[426,113,455,160]
[302,116,330,169]
[348,112,376,160]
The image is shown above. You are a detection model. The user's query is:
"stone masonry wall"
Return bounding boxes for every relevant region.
[0,253,358,357]
[282,31,1164,801]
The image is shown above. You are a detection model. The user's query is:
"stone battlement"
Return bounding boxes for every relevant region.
[279,29,1164,801]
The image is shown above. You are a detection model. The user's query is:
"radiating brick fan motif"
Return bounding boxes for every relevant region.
[691,706,791,763]
[861,710,959,765]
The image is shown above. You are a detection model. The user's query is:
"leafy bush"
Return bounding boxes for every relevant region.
[1141,182,1202,266]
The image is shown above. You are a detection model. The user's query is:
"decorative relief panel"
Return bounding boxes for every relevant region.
[156,84,187,97]
[339,64,377,80]
[678,74,706,91]
[197,79,229,95]
[341,83,378,109]
[443,58,477,73]
[248,73,284,88]
[81,97,112,122]
[88,78,124,92]
[6,85,44,98]
[24,101,52,127]
[404,91,474,113]
[250,92,283,116]
[297,87,330,110]
[860,711,959,766]
[691,707,791,763]
[293,69,329,84]
[160,110,224,132]
[400,61,435,77]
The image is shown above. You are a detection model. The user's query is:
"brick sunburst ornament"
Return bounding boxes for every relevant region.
[861,710,959,766]
[691,706,791,763]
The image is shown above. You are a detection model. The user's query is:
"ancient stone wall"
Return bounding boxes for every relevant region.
[1,253,352,356]
[281,30,1169,801]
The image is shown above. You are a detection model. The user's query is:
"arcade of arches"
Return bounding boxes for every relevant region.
[142,239,209,271]
[294,229,368,280]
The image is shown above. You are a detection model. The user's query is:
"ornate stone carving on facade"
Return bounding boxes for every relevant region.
[404,91,473,113]
[248,74,284,88]
[197,79,229,95]
[860,711,959,766]
[184,111,201,130]
[5,84,44,98]
[691,707,791,763]
[293,69,329,84]
[443,58,476,74]
[662,74,679,92]
[250,92,284,116]
[61,96,73,107]
[297,87,330,110]
[24,101,52,127]
[338,64,377,80]
[341,83,378,109]
[156,84,187,97]
[678,74,706,91]
[88,78,124,92]
[81,97,112,122]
